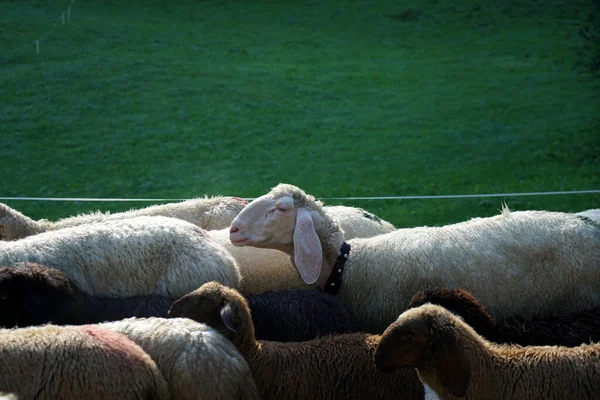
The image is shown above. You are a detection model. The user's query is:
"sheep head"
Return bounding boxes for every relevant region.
[229,183,327,284]
[169,281,254,347]
[409,288,495,339]
[0,262,73,327]
[374,304,471,398]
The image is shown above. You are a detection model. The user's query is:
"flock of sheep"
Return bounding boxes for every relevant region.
[0,183,599,399]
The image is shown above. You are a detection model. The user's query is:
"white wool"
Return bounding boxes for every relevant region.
[100,317,261,400]
[0,216,241,297]
[209,205,395,295]
[230,184,600,332]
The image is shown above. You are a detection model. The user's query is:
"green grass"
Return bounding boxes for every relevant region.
[1,0,599,228]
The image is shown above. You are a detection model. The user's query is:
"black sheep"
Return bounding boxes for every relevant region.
[0,262,361,341]
[177,286,362,342]
[409,287,600,347]
[0,262,172,327]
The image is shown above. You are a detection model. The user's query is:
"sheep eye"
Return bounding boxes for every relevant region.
[0,296,7,300]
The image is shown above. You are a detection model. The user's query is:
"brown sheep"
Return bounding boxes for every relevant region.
[409,287,600,346]
[168,281,425,400]
[374,304,600,400]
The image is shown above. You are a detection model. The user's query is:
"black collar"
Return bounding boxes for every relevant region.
[324,242,351,296]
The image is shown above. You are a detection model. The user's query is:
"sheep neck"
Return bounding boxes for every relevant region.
[314,225,345,290]
[323,242,351,295]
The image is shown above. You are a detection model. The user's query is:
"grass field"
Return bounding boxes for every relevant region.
[1,0,599,228]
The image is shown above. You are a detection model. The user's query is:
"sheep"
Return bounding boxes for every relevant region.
[168,281,425,400]
[0,324,170,399]
[0,261,360,341]
[0,196,248,240]
[228,183,600,332]
[409,287,600,347]
[323,205,396,238]
[0,216,241,298]
[173,284,361,341]
[209,227,309,293]
[577,209,600,223]
[99,316,261,400]
[0,262,173,327]
[210,205,396,294]
[0,201,395,295]
[374,304,600,400]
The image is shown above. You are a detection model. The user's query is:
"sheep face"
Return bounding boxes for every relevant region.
[229,184,326,284]
[229,193,297,250]
[375,305,471,397]
[374,313,432,372]
[169,281,243,337]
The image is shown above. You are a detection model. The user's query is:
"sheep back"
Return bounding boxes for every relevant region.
[0,216,241,297]
[99,317,261,400]
[0,324,169,400]
[323,205,396,238]
[51,196,248,231]
[0,203,46,241]
[336,209,600,332]
[409,287,600,347]
[246,288,361,341]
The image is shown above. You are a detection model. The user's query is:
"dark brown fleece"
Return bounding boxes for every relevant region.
[0,262,173,327]
[169,281,424,400]
[409,287,600,346]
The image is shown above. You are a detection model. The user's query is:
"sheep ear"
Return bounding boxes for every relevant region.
[293,208,322,284]
[219,302,239,332]
[431,335,470,397]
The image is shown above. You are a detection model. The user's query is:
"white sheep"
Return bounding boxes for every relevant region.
[0,324,169,399]
[99,316,261,400]
[229,183,600,332]
[0,201,395,294]
[0,216,241,297]
[209,205,396,294]
[374,303,600,400]
[0,196,248,240]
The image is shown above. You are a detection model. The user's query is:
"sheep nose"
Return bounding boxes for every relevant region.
[230,225,239,234]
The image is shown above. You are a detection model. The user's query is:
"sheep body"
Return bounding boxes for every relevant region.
[0,262,361,341]
[409,287,600,346]
[210,205,395,294]
[175,284,361,342]
[229,184,600,332]
[323,205,396,238]
[99,316,261,400]
[374,304,600,400]
[0,196,247,240]
[0,262,173,327]
[0,216,241,297]
[0,324,169,399]
[168,282,425,400]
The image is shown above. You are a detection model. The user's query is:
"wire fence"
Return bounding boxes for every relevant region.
[2,2,598,206]
[2,0,75,61]
[0,189,599,203]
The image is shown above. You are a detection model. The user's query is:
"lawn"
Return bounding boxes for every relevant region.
[1,0,598,228]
